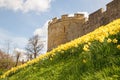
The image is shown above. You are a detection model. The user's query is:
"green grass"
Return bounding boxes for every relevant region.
[1,20,120,80]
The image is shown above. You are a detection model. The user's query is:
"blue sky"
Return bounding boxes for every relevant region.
[0,0,112,52]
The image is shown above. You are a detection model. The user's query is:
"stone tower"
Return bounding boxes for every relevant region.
[48,13,86,51]
[47,0,120,51]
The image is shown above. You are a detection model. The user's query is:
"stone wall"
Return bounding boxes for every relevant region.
[48,14,86,51]
[83,0,120,34]
[48,0,120,51]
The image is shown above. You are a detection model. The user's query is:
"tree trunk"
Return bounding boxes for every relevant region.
[15,55,19,67]
[34,52,36,58]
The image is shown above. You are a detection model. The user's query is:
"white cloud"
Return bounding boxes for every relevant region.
[34,21,48,37]
[0,0,52,13]
[14,48,26,54]
[34,20,49,53]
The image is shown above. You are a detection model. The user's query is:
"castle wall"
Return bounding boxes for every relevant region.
[83,0,120,34]
[48,20,67,51]
[48,0,120,51]
[83,8,104,34]
[48,14,86,51]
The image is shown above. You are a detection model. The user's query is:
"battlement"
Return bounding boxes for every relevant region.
[61,14,68,20]
[106,0,119,11]
[48,0,120,51]
[89,8,104,21]
[48,13,86,25]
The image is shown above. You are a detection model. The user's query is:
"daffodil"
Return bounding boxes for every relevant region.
[83,44,89,51]
[88,42,91,45]
[113,38,118,43]
[117,45,120,49]
[83,59,86,63]
[107,38,112,43]
[50,58,52,61]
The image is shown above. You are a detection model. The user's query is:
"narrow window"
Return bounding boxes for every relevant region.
[64,26,65,32]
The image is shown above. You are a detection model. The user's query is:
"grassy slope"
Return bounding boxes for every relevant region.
[1,19,120,80]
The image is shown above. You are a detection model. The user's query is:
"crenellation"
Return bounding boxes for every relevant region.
[61,14,69,20]
[74,13,84,19]
[106,0,119,12]
[89,8,104,21]
[106,1,114,11]
[50,17,58,24]
[47,0,120,51]
[52,17,57,21]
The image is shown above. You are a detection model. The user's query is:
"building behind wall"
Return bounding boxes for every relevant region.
[48,0,120,51]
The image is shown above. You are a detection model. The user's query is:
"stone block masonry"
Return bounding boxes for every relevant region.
[48,0,120,51]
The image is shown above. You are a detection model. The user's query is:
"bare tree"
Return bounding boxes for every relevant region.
[0,49,14,70]
[25,52,33,61]
[26,35,44,59]
[14,50,22,67]
[3,40,12,69]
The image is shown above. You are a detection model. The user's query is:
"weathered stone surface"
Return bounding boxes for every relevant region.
[48,0,120,51]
